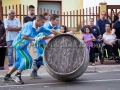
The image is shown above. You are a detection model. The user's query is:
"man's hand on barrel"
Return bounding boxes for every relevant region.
[42,36,53,40]
[35,35,45,41]
[51,29,62,35]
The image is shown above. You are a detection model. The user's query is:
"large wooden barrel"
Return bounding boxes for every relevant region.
[43,34,89,82]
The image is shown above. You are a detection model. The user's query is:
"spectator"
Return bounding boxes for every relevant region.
[81,18,101,62]
[43,12,51,43]
[42,12,50,22]
[4,9,21,70]
[113,11,120,39]
[23,5,36,23]
[60,25,74,34]
[96,11,109,35]
[0,14,6,70]
[81,18,101,39]
[108,11,118,27]
[82,27,96,66]
[112,12,118,24]
[103,23,119,60]
[46,25,74,43]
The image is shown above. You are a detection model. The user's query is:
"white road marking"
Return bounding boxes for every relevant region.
[0,72,95,77]
[0,79,120,88]
[76,79,120,83]
[0,82,66,88]
[0,74,49,77]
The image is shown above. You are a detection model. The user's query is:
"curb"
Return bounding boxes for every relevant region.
[86,65,120,73]
[0,65,120,76]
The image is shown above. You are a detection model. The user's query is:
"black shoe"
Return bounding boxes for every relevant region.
[2,74,14,82]
[108,56,113,60]
[114,56,120,60]
[95,58,98,62]
[30,72,41,79]
[0,66,4,70]
[13,73,24,84]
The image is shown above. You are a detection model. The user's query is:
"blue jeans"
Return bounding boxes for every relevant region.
[95,53,99,58]
[7,40,14,66]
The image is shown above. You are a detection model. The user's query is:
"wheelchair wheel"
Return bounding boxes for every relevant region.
[100,54,104,64]
[99,47,104,64]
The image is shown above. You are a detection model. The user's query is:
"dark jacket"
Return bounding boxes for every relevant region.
[0,20,6,46]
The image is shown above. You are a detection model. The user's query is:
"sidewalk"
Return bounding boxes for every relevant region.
[87,60,120,72]
[0,60,120,76]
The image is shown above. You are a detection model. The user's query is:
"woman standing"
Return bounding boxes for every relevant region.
[0,15,6,70]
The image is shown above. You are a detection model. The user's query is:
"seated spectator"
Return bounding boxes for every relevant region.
[103,23,119,60]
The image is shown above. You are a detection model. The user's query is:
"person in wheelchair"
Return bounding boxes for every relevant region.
[103,23,119,60]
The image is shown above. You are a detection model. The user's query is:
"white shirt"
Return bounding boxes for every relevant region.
[49,21,58,29]
[32,20,40,32]
[103,34,116,44]
[4,17,21,41]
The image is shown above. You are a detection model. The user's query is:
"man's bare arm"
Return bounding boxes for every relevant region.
[42,36,53,40]
[50,30,62,35]
[22,35,35,41]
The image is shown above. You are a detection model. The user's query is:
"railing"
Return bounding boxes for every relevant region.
[1,4,100,31]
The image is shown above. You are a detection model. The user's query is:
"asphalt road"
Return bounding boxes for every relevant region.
[0,71,120,90]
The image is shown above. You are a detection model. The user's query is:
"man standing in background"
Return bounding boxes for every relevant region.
[0,14,6,70]
[96,11,109,36]
[23,5,36,23]
[4,9,21,70]
[113,11,120,39]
